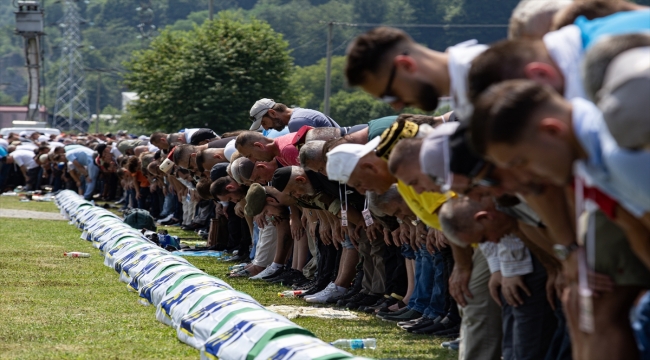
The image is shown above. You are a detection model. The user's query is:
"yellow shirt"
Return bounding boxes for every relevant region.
[396,180,454,230]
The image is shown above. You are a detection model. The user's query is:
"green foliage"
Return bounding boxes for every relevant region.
[123,12,295,133]
[329,90,395,126]
[290,56,349,110]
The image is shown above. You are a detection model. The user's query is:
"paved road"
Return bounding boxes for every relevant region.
[0,209,65,221]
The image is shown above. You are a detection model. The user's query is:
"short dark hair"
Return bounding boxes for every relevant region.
[272,103,288,112]
[468,39,543,102]
[210,176,233,198]
[469,79,555,155]
[345,27,412,86]
[172,144,198,167]
[196,179,213,200]
[235,131,268,149]
[150,132,167,144]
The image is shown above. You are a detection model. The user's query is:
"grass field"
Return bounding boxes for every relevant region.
[0,197,457,360]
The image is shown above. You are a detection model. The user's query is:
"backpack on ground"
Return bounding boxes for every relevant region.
[123,208,157,231]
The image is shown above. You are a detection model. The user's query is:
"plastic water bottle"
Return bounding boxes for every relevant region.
[330,338,376,350]
[64,252,90,258]
[278,290,305,298]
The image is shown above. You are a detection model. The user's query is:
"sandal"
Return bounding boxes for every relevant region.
[228,269,251,278]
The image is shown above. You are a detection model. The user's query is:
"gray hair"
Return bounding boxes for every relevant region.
[438,196,484,247]
[368,185,403,217]
[306,128,341,142]
[299,140,326,169]
[582,33,650,101]
[508,0,572,39]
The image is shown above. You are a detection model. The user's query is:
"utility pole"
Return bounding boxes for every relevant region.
[323,21,333,116]
[14,1,44,122]
[209,0,213,21]
[95,71,101,133]
[53,0,90,132]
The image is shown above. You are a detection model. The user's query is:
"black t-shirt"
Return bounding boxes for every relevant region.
[207,136,236,149]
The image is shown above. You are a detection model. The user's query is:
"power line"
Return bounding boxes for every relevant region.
[319,21,508,28]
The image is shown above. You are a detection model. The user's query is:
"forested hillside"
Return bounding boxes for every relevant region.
[0,0,648,127]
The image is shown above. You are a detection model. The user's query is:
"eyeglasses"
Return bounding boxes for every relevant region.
[249,107,272,122]
[379,64,398,104]
[379,52,407,104]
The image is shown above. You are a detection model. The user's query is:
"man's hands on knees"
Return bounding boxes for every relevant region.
[501,275,531,308]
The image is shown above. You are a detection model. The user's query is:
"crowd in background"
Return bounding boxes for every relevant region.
[1,0,650,359]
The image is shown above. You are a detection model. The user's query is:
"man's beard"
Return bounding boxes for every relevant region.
[195,151,205,173]
[271,116,285,132]
[416,80,441,112]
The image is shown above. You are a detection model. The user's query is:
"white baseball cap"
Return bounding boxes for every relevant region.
[419,122,461,182]
[326,136,381,183]
[249,98,276,131]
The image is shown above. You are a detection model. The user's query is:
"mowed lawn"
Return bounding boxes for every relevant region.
[0,197,456,360]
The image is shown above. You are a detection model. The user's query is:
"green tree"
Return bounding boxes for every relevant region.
[123,12,295,133]
[328,90,395,127]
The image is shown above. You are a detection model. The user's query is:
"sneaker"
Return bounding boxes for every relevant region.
[299,279,331,298]
[157,214,174,223]
[291,275,312,288]
[261,267,286,281]
[398,316,434,329]
[305,283,346,304]
[442,339,460,350]
[270,269,302,286]
[293,279,317,290]
[249,266,281,280]
[346,294,382,310]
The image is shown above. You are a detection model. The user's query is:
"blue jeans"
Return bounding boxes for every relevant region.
[82,163,99,200]
[408,247,435,314]
[160,188,175,217]
[249,224,260,260]
[423,249,448,319]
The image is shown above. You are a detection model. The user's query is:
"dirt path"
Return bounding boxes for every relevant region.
[0,209,65,221]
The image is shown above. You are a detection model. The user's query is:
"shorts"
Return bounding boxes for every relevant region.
[583,210,650,288]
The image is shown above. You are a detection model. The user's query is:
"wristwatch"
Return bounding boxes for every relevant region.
[553,242,580,260]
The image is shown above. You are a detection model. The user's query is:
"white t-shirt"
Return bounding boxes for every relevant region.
[0,139,8,150]
[447,40,488,121]
[183,128,199,144]
[11,149,38,170]
[47,142,65,154]
[543,25,587,101]
[110,145,122,158]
